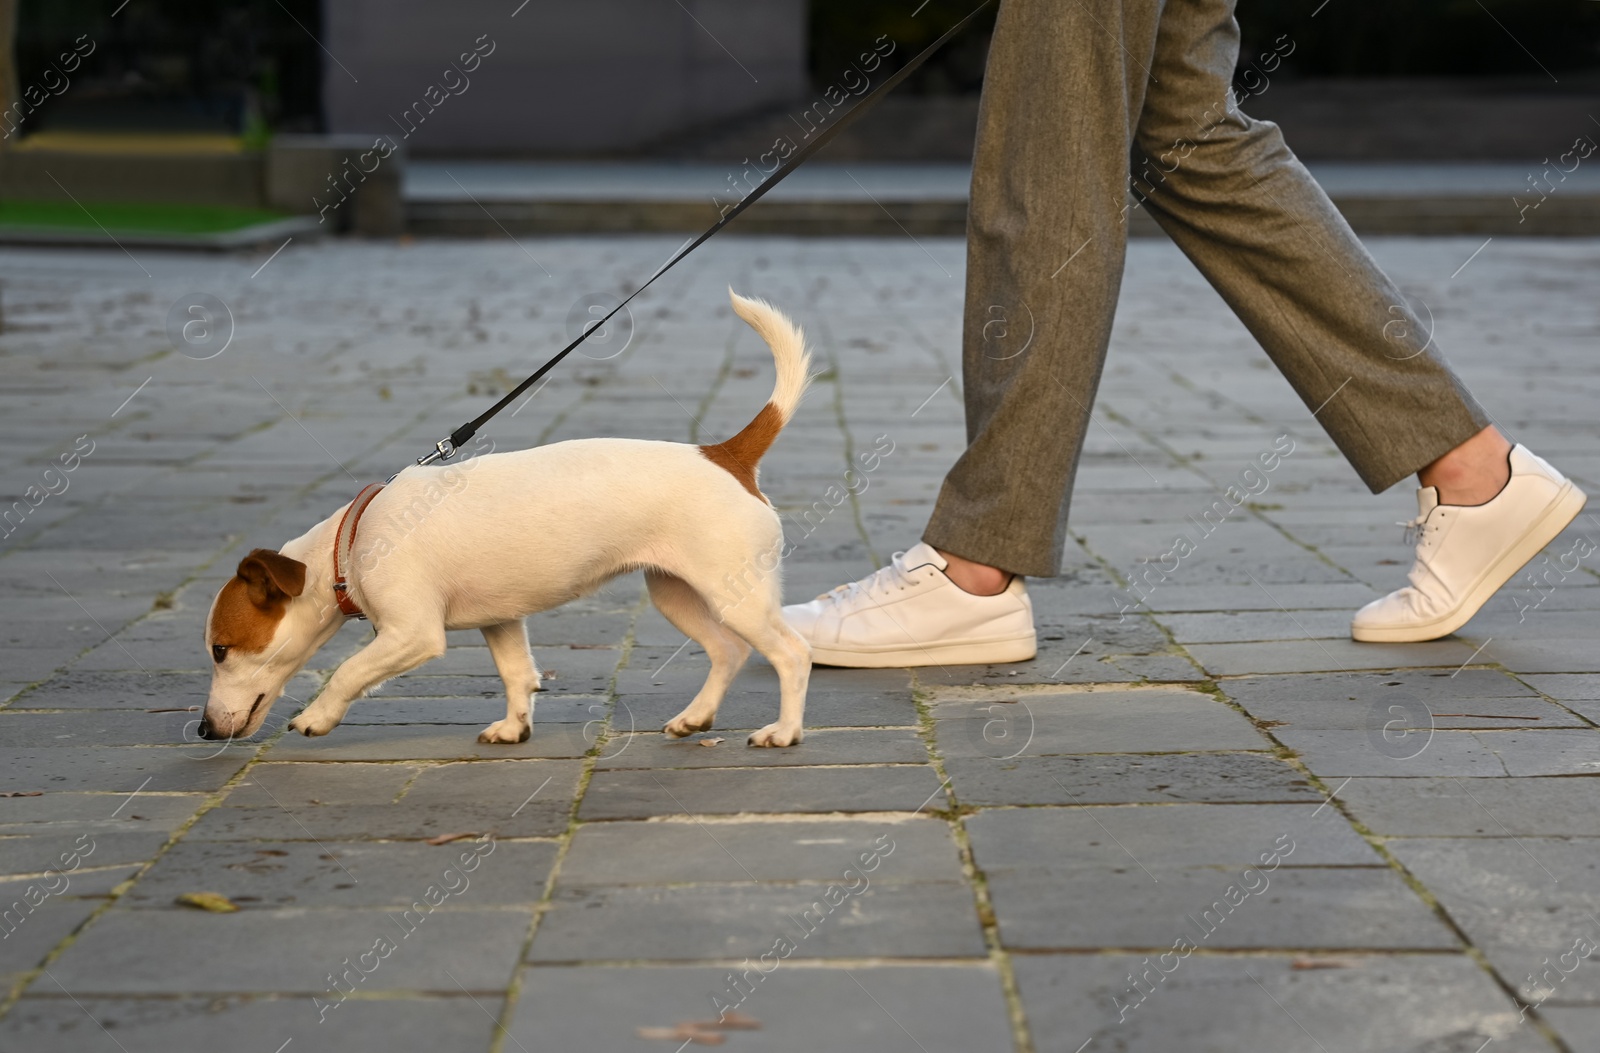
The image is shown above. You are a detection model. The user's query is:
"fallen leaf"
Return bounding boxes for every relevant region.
[1291,957,1355,970]
[690,1011,761,1031]
[635,1026,725,1045]
[424,831,480,846]
[0,791,43,797]
[698,738,726,748]
[176,891,239,913]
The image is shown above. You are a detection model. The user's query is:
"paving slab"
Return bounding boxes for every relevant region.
[528,881,985,962]
[985,866,1457,951]
[1226,690,1582,732]
[1522,674,1600,700]
[929,687,1268,757]
[0,747,253,794]
[117,838,556,911]
[0,867,139,980]
[594,728,927,768]
[0,830,171,878]
[261,722,592,760]
[0,792,201,834]
[6,670,215,711]
[965,804,1380,871]
[1011,953,1547,1053]
[184,801,571,842]
[396,758,586,819]
[579,765,945,820]
[0,708,209,747]
[225,761,425,808]
[508,963,1014,1053]
[46,906,532,994]
[942,752,1321,806]
[339,693,604,725]
[610,686,922,730]
[558,815,959,885]
[1387,838,1600,1003]
[1157,608,1356,643]
[1185,638,1482,675]
[0,996,498,1053]
[1542,1008,1600,1053]
[1224,668,1541,703]
[1337,776,1600,837]
[1275,728,1600,777]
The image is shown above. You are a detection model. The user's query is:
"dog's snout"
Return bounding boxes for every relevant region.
[196,693,265,741]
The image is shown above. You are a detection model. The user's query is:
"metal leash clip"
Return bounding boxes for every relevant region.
[416,437,457,466]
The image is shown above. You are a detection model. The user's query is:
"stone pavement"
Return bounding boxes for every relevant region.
[0,232,1597,1052]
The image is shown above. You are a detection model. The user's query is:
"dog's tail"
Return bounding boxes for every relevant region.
[698,289,813,498]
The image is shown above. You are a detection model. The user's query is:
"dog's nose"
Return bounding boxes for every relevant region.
[196,716,217,740]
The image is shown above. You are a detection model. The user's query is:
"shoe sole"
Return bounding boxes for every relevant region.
[809,633,1038,669]
[1351,481,1588,643]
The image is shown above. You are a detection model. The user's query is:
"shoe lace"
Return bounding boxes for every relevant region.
[818,550,922,605]
[1397,514,1429,548]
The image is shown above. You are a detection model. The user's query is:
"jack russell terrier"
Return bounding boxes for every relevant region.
[198,291,814,747]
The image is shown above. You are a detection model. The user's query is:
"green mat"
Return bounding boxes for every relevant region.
[0,200,290,236]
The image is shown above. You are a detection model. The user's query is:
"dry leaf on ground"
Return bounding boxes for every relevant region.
[689,1011,762,1030]
[175,891,239,913]
[635,1025,726,1045]
[424,831,480,846]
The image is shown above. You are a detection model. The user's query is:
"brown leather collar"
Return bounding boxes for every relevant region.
[333,483,385,619]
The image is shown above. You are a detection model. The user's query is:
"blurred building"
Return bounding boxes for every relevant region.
[321,0,808,156]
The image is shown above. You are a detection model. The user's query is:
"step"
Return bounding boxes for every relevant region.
[404,161,1600,237]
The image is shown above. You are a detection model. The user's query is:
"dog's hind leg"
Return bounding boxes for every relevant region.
[691,572,810,748]
[479,618,540,744]
[648,569,752,738]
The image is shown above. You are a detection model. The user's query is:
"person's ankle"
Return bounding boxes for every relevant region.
[932,547,1011,596]
[1418,426,1513,506]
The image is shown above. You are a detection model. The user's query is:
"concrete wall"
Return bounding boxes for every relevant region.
[321,0,807,156]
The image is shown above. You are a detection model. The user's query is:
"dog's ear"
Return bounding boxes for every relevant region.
[237,549,307,607]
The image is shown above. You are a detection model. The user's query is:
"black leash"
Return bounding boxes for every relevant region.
[415,1,994,466]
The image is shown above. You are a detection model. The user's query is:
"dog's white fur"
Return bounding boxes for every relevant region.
[201,290,813,747]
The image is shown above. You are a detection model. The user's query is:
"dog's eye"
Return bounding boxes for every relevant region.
[212,645,229,664]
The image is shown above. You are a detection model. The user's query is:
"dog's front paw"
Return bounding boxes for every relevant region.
[663,713,714,738]
[747,723,803,748]
[478,717,531,744]
[287,708,340,737]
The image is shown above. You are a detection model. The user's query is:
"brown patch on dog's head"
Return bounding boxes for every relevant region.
[209,549,307,654]
[700,401,783,502]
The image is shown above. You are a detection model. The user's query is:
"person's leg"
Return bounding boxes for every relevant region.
[1130,0,1584,642]
[785,0,1171,666]
[1129,0,1491,486]
[920,0,1167,580]
[1419,425,1511,505]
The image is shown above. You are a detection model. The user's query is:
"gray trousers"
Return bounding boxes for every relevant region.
[922,0,1490,578]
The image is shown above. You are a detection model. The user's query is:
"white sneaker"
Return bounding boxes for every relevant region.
[1351,445,1587,643]
[783,542,1037,667]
